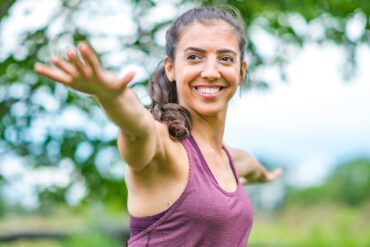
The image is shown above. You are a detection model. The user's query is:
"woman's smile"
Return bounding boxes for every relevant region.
[193,85,224,98]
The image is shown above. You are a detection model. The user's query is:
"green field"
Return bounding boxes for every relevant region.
[249,203,370,247]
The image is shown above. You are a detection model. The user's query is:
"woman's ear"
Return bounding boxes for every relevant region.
[164,56,175,82]
[239,60,247,84]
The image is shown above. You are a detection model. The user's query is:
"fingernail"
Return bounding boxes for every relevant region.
[51,55,58,62]
[34,62,41,70]
[66,49,74,57]
[78,42,88,52]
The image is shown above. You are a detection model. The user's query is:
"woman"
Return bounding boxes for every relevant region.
[35,6,281,247]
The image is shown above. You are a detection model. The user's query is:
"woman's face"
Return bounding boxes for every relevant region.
[165,21,246,118]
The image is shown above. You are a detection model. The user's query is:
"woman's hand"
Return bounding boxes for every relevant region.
[227,145,283,185]
[34,42,135,99]
[35,41,148,138]
[239,167,282,185]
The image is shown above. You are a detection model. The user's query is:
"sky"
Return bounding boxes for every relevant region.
[1,0,369,208]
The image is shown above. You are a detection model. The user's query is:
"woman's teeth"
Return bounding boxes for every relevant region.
[197,87,221,94]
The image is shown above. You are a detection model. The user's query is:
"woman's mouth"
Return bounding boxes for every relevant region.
[194,86,224,98]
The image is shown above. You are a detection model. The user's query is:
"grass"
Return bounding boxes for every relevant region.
[0,233,122,247]
[248,202,370,247]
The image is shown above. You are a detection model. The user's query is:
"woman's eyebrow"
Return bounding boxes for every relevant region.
[217,49,237,56]
[184,47,237,56]
[184,47,206,53]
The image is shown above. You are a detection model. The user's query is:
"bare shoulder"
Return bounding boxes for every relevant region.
[126,121,188,179]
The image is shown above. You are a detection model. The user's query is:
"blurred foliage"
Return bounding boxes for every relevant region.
[249,203,370,247]
[285,158,370,206]
[0,192,4,218]
[61,232,123,247]
[0,233,123,247]
[0,0,369,210]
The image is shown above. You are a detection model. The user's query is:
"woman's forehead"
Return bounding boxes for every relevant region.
[176,21,240,51]
[178,20,236,38]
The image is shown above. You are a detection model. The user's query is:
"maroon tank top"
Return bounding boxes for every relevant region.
[128,136,254,246]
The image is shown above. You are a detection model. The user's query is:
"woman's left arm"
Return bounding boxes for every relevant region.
[226,146,282,184]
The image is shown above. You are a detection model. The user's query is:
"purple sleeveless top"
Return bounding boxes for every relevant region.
[128,136,254,246]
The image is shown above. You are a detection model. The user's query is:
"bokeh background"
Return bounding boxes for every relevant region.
[0,0,369,246]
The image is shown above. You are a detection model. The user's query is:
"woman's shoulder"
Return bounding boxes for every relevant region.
[130,120,188,176]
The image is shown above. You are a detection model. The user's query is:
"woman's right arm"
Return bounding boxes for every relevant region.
[35,42,165,171]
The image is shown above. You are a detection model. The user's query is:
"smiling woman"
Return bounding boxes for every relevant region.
[35,5,281,247]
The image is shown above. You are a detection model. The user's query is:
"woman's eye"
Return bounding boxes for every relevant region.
[220,56,234,63]
[187,54,200,60]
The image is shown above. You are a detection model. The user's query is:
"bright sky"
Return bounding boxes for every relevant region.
[1,0,369,209]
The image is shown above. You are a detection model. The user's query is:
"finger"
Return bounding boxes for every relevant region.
[266,168,283,182]
[35,62,72,84]
[51,55,79,78]
[238,177,248,185]
[119,71,136,89]
[66,48,93,79]
[78,42,101,73]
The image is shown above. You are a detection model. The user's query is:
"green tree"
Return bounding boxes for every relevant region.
[286,158,370,205]
[0,0,369,209]
[327,158,370,205]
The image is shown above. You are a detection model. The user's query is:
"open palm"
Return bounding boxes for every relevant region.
[35,42,135,99]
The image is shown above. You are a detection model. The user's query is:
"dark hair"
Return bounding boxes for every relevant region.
[147,6,247,141]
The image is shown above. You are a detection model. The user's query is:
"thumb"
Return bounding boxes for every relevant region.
[238,177,248,185]
[266,168,283,182]
[119,71,136,89]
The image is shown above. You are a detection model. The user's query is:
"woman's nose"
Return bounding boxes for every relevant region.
[201,59,221,81]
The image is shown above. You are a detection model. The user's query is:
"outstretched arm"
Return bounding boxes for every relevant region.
[227,146,282,184]
[35,42,163,171]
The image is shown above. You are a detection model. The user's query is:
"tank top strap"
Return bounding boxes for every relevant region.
[221,144,240,185]
[188,135,240,188]
[187,135,217,184]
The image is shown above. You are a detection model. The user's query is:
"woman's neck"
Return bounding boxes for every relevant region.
[190,111,226,153]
